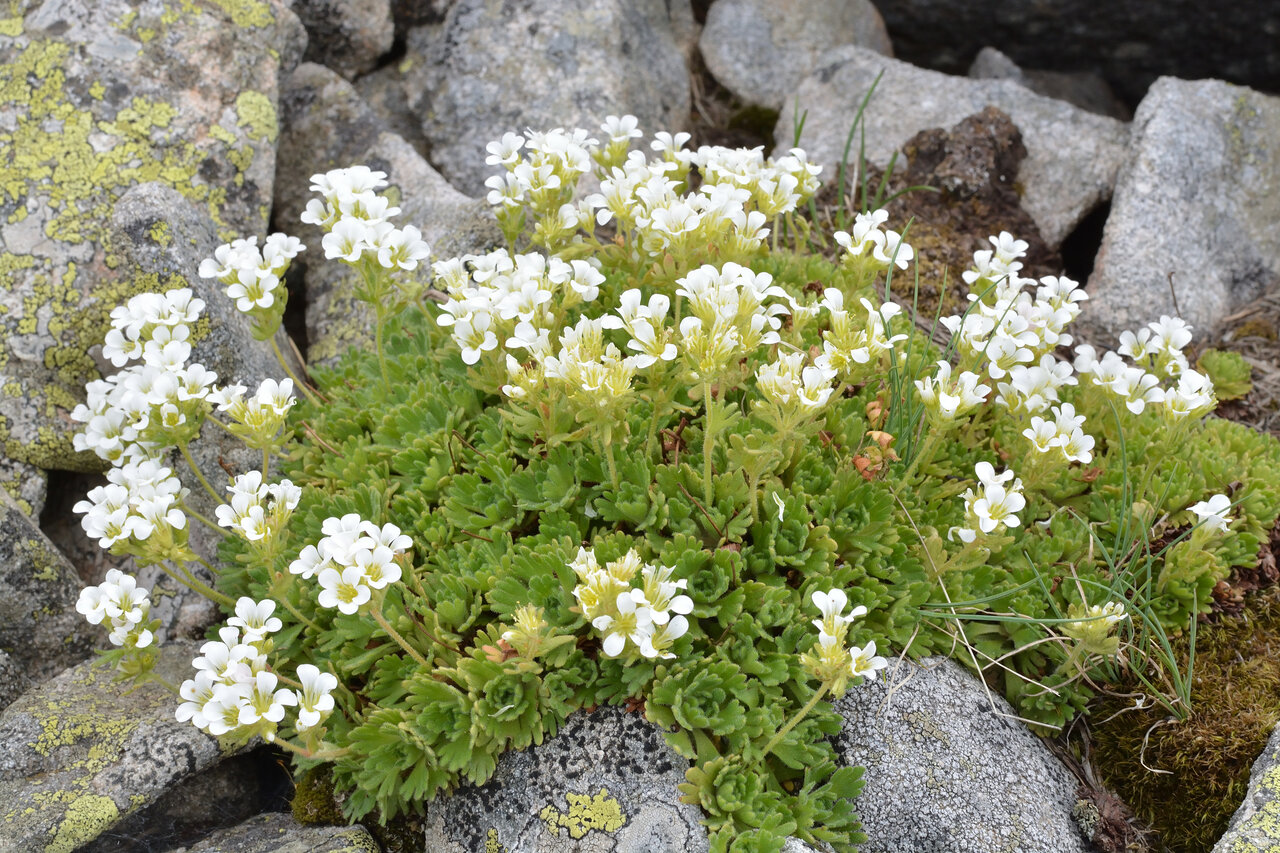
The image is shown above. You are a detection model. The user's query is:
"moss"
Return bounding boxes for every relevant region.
[1091,588,1280,852]
[44,794,120,853]
[539,788,627,839]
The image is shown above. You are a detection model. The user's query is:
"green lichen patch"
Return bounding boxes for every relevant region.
[44,794,120,853]
[539,789,627,840]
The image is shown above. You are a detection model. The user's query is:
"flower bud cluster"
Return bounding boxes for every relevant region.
[950,462,1026,544]
[1075,319,1215,421]
[1061,601,1128,658]
[569,547,692,660]
[208,378,297,450]
[290,514,412,615]
[176,598,337,740]
[801,589,886,686]
[833,209,915,272]
[914,361,990,424]
[76,569,159,650]
[197,234,304,339]
[215,471,302,547]
[755,351,838,431]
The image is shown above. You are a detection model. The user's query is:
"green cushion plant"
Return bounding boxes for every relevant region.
[70,117,1280,852]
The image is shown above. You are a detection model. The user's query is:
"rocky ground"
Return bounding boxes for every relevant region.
[0,0,1278,851]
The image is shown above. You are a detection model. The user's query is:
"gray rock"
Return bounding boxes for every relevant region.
[422,706,708,853]
[108,182,301,640]
[1213,719,1280,852]
[835,656,1090,853]
[81,750,290,852]
[968,47,1130,121]
[867,0,1280,106]
[404,0,691,195]
[0,455,46,519]
[700,0,892,111]
[0,642,230,853]
[777,46,1129,249]
[295,0,395,80]
[1084,78,1280,342]
[0,490,96,711]
[354,60,432,158]
[172,813,380,853]
[0,0,305,474]
[275,63,499,366]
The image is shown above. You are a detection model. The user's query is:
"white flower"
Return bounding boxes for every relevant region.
[294,664,338,731]
[849,640,889,682]
[592,590,653,657]
[317,566,372,615]
[811,589,867,638]
[1189,494,1232,532]
[235,670,297,733]
[227,597,283,641]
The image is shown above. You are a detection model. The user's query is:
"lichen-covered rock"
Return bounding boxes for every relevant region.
[967,47,1130,121]
[422,706,708,852]
[107,181,300,639]
[168,812,380,853]
[1212,719,1280,852]
[699,0,892,111]
[0,490,96,711]
[0,0,305,474]
[0,642,231,853]
[274,62,500,365]
[294,0,395,80]
[777,46,1129,248]
[834,656,1091,853]
[1084,78,1280,342]
[403,0,691,195]
[0,455,45,519]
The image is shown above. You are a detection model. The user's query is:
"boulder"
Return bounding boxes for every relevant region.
[422,706,709,852]
[699,0,892,111]
[1213,719,1280,852]
[0,642,233,853]
[402,0,691,195]
[1083,77,1280,342]
[0,490,96,711]
[354,60,431,158]
[293,0,395,80]
[968,46,1130,121]
[0,455,45,519]
[0,0,304,474]
[777,46,1129,249]
[171,813,380,853]
[867,0,1280,106]
[274,62,499,366]
[834,656,1092,853]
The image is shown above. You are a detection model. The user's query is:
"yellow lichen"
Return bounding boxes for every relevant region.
[206,0,275,28]
[44,794,119,853]
[0,16,21,36]
[147,220,172,247]
[484,827,506,853]
[235,90,278,144]
[539,788,627,839]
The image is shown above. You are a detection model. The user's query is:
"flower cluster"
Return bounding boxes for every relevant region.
[676,262,790,383]
[833,209,915,272]
[197,233,304,339]
[72,459,193,563]
[570,547,692,659]
[302,165,431,307]
[290,515,412,614]
[1075,316,1215,421]
[950,461,1026,544]
[215,471,302,548]
[1061,601,1128,657]
[176,598,337,740]
[915,361,991,424]
[801,589,887,687]
[76,569,159,650]
[814,290,907,379]
[209,378,297,451]
[1021,403,1095,464]
[73,289,211,462]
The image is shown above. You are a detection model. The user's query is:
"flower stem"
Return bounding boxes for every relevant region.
[375,310,391,387]
[372,604,430,668]
[161,560,235,607]
[147,672,181,696]
[181,502,229,537]
[269,573,322,633]
[702,380,718,508]
[273,737,351,761]
[177,442,223,504]
[757,681,831,762]
[270,336,322,407]
[601,423,620,490]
